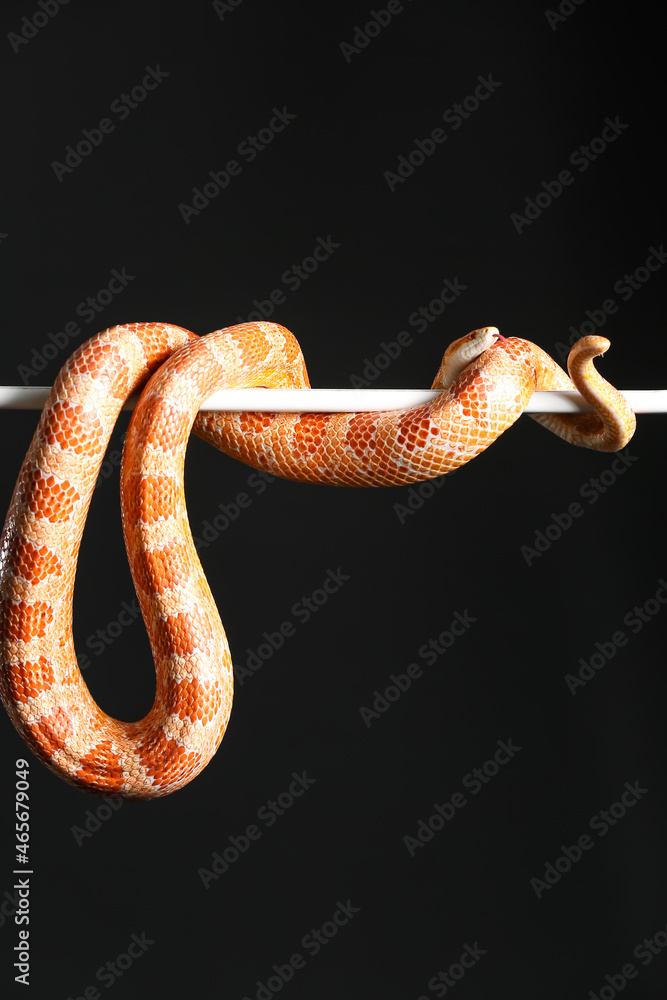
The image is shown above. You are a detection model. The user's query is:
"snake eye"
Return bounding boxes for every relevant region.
[469,332,477,339]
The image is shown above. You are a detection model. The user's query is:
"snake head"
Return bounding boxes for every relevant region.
[463,327,505,355]
[432,327,504,390]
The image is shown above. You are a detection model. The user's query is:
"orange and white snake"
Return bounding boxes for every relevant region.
[0,322,635,797]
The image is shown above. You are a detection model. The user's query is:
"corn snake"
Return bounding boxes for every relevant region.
[0,322,635,797]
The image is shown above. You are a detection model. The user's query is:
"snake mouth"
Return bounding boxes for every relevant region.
[492,332,509,346]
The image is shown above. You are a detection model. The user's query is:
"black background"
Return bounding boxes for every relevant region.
[1,1,666,998]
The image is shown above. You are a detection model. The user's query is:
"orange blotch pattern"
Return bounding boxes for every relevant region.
[292,414,331,457]
[158,674,222,727]
[26,706,73,758]
[0,599,53,642]
[152,611,209,662]
[395,411,437,453]
[75,740,126,792]
[3,656,56,703]
[43,399,103,454]
[4,538,63,587]
[23,466,79,523]
[133,538,191,597]
[137,728,202,786]
[345,413,379,461]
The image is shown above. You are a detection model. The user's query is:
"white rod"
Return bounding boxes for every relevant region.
[0,386,665,413]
